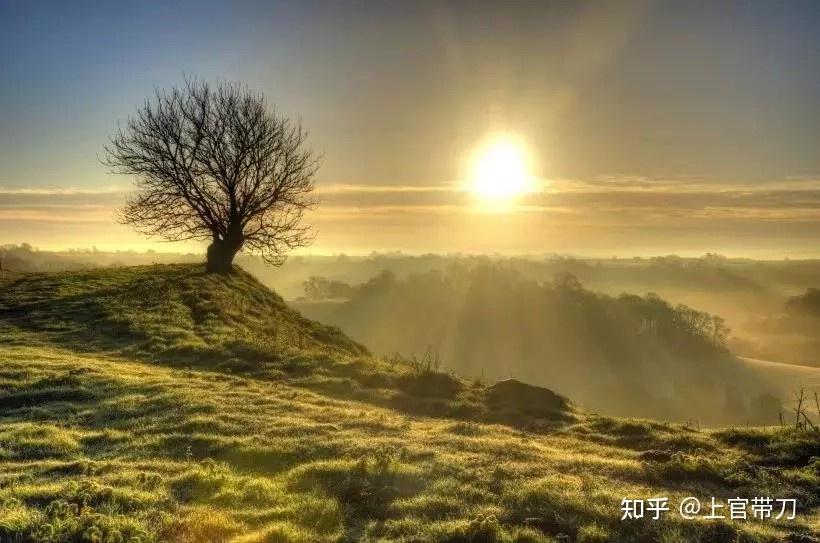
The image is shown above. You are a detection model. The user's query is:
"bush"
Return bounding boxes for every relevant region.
[396,371,464,399]
[485,380,568,419]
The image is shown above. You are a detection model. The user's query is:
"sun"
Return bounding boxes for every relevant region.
[469,137,532,202]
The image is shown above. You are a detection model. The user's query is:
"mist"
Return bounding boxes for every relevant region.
[6,244,818,426]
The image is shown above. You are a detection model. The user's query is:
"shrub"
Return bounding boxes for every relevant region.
[396,371,463,399]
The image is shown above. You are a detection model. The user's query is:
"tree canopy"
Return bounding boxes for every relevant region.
[104,78,318,272]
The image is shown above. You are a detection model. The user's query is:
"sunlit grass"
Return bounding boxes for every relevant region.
[0,265,817,542]
[0,344,816,542]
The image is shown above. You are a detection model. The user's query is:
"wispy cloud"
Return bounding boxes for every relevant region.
[4,179,820,221]
[0,176,820,242]
[0,186,128,196]
[3,178,820,255]
[307,179,820,223]
[315,184,457,194]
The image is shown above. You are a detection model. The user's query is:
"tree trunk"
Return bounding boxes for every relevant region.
[206,236,242,273]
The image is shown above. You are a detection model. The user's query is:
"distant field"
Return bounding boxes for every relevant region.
[738,357,820,394]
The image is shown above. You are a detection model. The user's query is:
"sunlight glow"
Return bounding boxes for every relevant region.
[469,137,533,203]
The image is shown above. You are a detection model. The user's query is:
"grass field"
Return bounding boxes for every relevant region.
[0,265,817,542]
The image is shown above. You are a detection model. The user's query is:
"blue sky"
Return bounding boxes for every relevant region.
[2,1,820,255]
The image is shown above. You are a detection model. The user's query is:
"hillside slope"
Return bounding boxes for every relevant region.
[0,265,572,426]
[0,266,817,542]
[0,344,818,542]
[0,264,367,366]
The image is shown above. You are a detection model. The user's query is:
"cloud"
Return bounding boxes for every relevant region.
[0,186,128,196]
[0,189,125,223]
[315,184,456,193]
[4,179,820,222]
[308,179,820,222]
[3,178,820,255]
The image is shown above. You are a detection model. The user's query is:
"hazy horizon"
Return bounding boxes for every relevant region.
[5,241,820,261]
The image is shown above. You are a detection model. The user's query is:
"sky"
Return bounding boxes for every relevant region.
[1,0,820,257]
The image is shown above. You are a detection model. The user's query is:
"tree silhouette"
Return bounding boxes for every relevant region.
[104,78,318,272]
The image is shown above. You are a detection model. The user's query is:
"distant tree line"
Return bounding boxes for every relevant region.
[301,276,357,301]
[786,288,820,318]
[297,265,804,424]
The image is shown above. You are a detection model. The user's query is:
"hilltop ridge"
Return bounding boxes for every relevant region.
[0,264,368,366]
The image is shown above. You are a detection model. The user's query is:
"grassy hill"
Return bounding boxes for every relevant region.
[0,265,818,542]
[0,264,367,365]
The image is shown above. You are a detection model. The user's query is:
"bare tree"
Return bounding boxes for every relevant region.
[103,78,318,273]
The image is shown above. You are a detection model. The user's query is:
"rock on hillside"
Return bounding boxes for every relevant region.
[486,379,570,419]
